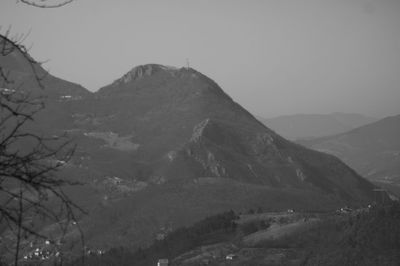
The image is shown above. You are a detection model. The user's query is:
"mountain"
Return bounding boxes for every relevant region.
[260,113,376,140]
[0,35,90,99]
[1,44,380,258]
[63,64,374,197]
[299,115,400,186]
[56,64,380,249]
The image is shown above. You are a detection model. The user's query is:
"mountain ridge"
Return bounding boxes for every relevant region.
[260,112,377,140]
[299,114,400,185]
[0,35,91,99]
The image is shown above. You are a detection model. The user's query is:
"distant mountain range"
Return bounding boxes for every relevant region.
[299,115,400,187]
[259,113,376,140]
[0,34,380,254]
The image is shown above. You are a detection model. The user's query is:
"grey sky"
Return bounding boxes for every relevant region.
[1,0,400,118]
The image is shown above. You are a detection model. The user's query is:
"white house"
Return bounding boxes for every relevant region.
[226,254,238,260]
[157,258,168,266]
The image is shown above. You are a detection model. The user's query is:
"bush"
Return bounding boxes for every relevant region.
[240,220,270,235]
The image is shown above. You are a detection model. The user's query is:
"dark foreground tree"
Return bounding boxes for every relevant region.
[1,1,83,265]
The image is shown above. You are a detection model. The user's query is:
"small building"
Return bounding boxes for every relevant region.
[226,254,238,260]
[111,176,122,185]
[340,207,352,213]
[157,258,169,266]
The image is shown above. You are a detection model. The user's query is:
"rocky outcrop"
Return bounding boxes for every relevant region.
[110,64,179,86]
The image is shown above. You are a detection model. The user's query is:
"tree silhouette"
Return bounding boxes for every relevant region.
[0,1,84,265]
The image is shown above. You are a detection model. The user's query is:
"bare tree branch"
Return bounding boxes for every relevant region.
[1,12,84,264]
[18,0,74,9]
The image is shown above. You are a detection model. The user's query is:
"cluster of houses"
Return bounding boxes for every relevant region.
[0,87,16,95]
[86,248,105,256]
[59,95,83,101]
[23,248,56,261]
[23,241,59,262]
[156,253,239,265]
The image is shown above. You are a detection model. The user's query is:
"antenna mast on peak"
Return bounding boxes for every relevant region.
[186,58,190,70]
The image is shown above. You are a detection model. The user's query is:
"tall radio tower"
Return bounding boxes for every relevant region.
[186,58,190,69]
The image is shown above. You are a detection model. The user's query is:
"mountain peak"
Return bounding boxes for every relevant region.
[97,63,229,101]
[110,64,195,86]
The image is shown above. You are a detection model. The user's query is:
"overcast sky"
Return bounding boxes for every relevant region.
[1,0,400,118]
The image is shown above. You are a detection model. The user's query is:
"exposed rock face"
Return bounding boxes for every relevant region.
[110,64,179,86]
[190,118,211,143]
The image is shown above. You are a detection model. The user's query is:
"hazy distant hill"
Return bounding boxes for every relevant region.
[300,115,400,185]
[260,113,376,140]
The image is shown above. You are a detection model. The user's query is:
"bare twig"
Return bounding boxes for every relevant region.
[1,15,83,265]
[18,0,74,9]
